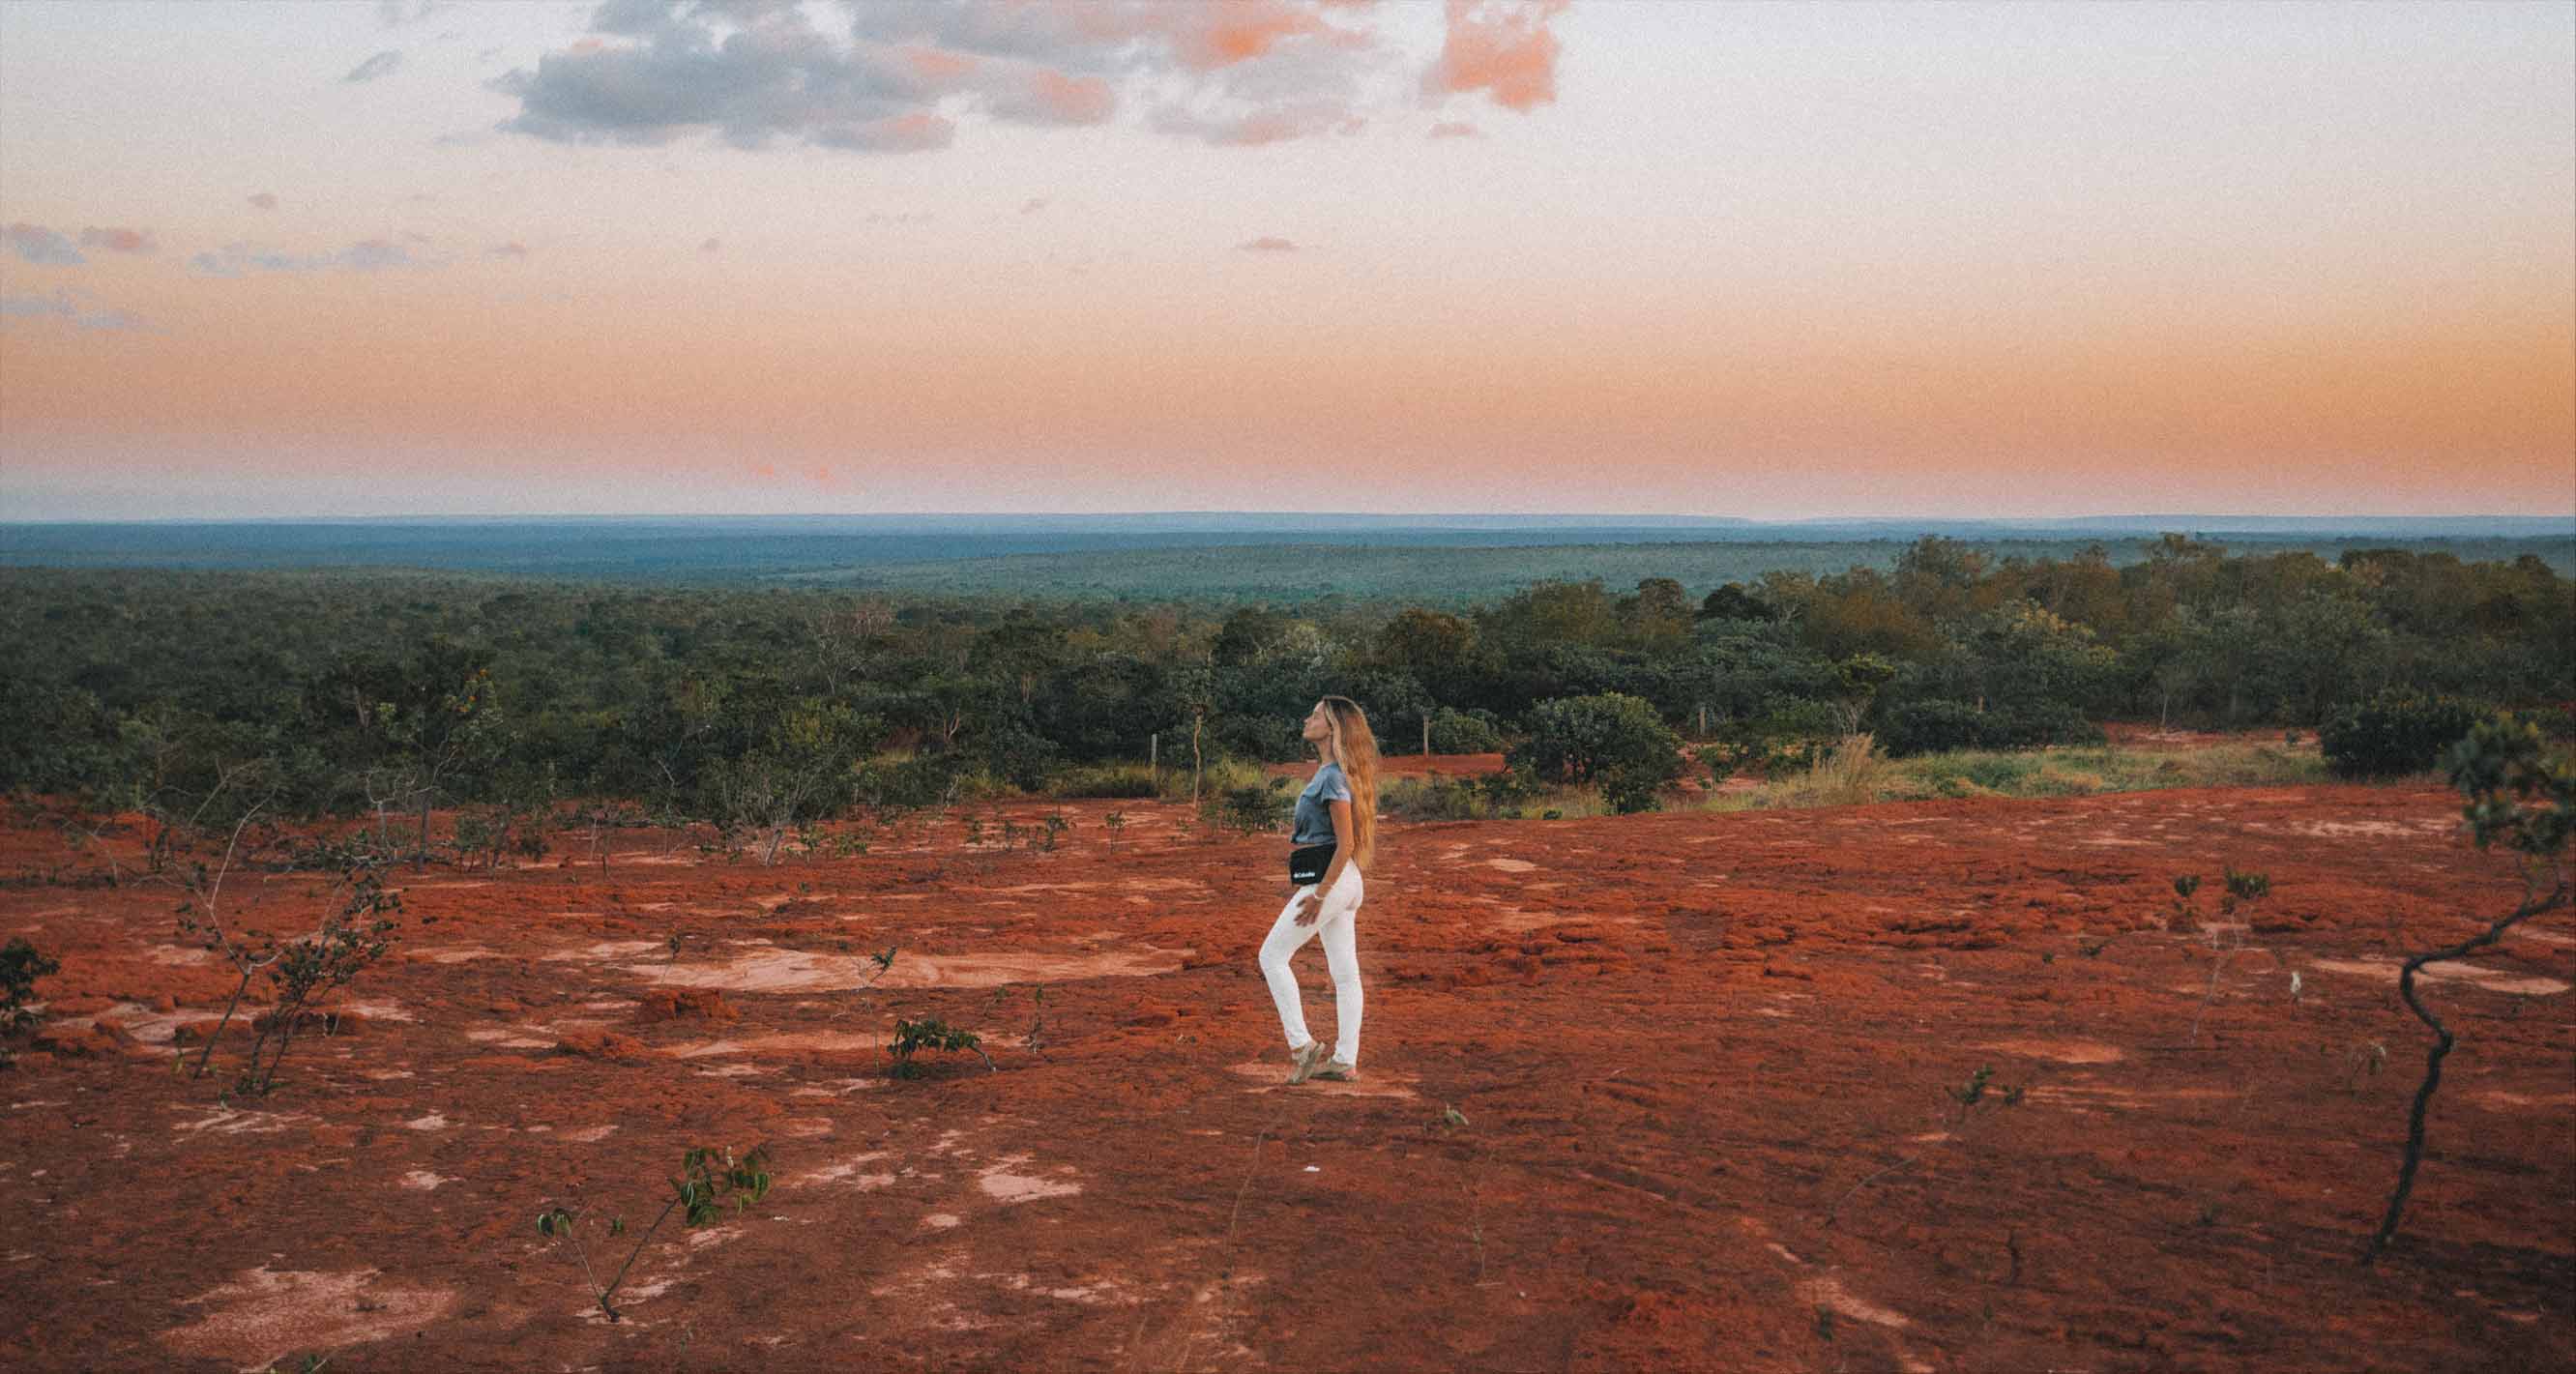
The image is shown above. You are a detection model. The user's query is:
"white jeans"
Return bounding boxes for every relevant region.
[1258,866,1363,1067]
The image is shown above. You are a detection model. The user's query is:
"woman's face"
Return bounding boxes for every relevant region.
[1301,702,1331,744]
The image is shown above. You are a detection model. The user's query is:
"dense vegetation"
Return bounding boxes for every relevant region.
[3,535,2567,825]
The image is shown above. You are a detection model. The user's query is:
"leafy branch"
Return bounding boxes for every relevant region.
[538,1145,775,1322]
[2364,716,2571,1263]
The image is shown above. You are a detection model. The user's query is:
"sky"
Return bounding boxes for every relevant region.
[1,0,2569,521]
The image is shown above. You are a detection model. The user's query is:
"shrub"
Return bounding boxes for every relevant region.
[1,937,61,1066]
[2321,689,2482,779]
[1202,775,1289,836]
[851,755,960,810]
[1428,709,1505,754]
[1508,693,1685,813]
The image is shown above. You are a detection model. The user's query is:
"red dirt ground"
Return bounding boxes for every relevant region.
[3,780,2570,1372]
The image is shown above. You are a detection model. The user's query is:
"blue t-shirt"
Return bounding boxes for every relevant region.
[1291,763,1351,846]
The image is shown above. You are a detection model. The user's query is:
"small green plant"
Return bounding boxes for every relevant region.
[1102,810,1127,848]
[1024,985,1049,1060]
[2171,865,2269,1047]
[538,1144,774,1323]
[1950,1066,1995,1123]
[1829,1064,2024,1226]
[172,803,399,1092]
[234,862,401,1096]
[889,1015,993,1078]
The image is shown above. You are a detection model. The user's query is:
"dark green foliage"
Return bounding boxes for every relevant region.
[1508,693,1684,813]
[2320,689,2483,779]
[1426,708,1504,754]
[1696,582,1775,622]
[1877,700,2104,757]
[1048,765,1161,799]
[0,937,58,1031]
[1,937,61,1064]
[1,533,2567,818]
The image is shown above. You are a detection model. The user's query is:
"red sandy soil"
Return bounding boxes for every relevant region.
[2,781,2570,1372]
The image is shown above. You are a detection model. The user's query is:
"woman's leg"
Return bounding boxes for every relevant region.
[1316,869,1364,1066]
[1258,887,1321,1050]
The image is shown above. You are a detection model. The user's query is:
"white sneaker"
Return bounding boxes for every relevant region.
[1287,1040,1330,1084]
[1310,1059,1359,1082]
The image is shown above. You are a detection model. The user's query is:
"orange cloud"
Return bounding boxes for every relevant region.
[994,67,1116,126]
[79,226,157,254]
[902,44,980,84]
[1182,0,1334,70]
[1424,0,1567,113]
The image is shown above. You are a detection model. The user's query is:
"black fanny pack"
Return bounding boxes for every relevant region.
[1288,843,1335,886]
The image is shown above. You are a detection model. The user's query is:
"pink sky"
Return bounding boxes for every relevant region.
[2,1,2569,519]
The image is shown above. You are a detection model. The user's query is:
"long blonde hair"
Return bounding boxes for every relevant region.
[1317,695,1379,871]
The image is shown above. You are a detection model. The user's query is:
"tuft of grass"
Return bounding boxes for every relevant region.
[1709,739,2327,812]
[1754,734,1889,809]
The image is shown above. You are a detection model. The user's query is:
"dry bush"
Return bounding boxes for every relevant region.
[1760,734,1888,809]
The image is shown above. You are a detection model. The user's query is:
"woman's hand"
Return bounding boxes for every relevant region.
[1291,891,1324,926]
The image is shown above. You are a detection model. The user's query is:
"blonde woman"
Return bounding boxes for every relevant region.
[1262,695,1380,1083]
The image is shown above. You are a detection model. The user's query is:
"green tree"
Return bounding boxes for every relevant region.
[1509,692,1685,813]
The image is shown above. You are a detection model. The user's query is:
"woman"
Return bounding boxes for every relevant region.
[1259,695,1380,1084]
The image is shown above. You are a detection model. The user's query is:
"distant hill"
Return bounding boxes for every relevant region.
[2,513,2567,600]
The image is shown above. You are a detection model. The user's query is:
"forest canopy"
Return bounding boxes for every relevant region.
[3,536,2567,823]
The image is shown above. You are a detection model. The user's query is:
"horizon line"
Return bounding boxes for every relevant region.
[5,511,2571,527]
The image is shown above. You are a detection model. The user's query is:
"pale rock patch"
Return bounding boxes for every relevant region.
[162,1267,452,1371]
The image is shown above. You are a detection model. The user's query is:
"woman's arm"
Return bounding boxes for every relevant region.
[1295,798,1358,925]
